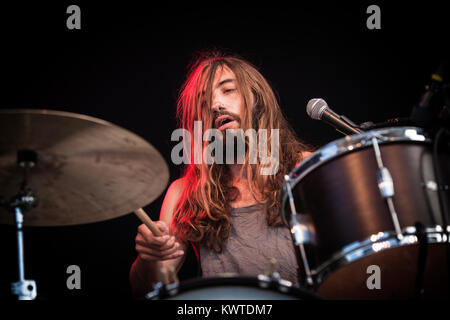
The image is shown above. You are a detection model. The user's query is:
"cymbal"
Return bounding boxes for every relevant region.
[0,109,169,226]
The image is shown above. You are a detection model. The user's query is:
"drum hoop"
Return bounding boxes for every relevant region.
[281,126,431,226]
[289,126,430,187]
[311,225,450,287]
[146,275,320,300]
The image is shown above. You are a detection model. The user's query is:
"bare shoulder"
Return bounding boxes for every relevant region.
[159,177,187,225]
[295,150,314,167]
[300,151,314,159]
[167,177,187,197]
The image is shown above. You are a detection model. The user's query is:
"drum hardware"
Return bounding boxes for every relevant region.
[370,136,402,239]
[359,117,417,131]
[145,259,304,300]
[260,258,295,292]
[145,281,168,299]
[1,150,39,300]
[311,225,450,285]
[283,174,314,288]
[422,180,439,191]
[285,127,432,187]
[0,109,169,227]
[0,109,170,300]
[145,275,317,300]
[146,271,181,300]
[256,274,294,294]
[282,126,450,298]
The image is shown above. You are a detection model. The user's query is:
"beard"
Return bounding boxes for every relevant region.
[205,129,245,165]
[210,106,261,164]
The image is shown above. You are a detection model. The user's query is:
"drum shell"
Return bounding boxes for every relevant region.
[289,141,450,267]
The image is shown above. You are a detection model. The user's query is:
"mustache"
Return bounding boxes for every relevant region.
[212,111,241,126]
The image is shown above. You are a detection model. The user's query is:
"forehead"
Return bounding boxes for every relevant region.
[212,65,236,85]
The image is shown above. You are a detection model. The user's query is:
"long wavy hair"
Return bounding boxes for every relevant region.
[171,51,311,252]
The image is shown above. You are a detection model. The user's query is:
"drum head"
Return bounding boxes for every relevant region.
[149,276,320,300]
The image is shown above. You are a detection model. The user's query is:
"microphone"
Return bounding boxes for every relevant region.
[306,98,363,135]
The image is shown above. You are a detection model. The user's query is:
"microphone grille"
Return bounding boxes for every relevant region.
[306,98,328,120]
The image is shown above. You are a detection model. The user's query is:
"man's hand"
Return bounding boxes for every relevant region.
[135,221,184,262]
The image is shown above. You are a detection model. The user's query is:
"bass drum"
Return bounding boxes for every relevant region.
[145,275,320,300]
[282,127,450,299]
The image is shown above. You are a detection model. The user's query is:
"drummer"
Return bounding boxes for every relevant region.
[129,51,313,298]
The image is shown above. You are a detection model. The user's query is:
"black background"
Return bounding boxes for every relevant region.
[0,1,449,300]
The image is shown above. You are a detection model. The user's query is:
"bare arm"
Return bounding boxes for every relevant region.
[129,178,187,298]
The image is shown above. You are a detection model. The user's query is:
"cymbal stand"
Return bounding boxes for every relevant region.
[1,150,38,300]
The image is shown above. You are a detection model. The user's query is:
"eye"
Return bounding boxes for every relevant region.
[224,88,235,94]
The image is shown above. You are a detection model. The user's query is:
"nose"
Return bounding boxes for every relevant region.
[212,102,226,113]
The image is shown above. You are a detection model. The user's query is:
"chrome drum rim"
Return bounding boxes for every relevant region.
[288,127,430,187]
[312,225,450,286]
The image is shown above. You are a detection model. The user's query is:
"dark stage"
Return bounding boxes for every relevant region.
[0,2,449,301]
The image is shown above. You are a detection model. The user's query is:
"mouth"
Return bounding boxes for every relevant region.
[215,115,236,130]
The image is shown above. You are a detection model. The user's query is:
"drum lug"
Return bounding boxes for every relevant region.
[377,167,394,198]
[283,175,315,287]
[371,137,403,239]
[257,274,294,294]
[144,282,164,300]
[422,180,449,191]
[290,214,316,245]
[144,281,180,300]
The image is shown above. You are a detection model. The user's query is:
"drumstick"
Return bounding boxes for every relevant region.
[134,208,163,237]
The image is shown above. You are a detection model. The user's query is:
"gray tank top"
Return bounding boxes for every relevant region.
[199,203,298,284]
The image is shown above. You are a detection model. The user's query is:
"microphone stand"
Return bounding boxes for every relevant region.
[431,125,450,298]
[408,76,450,298]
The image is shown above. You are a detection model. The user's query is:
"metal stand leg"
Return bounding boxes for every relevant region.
[10,207,37,300]
[3,150,39,300]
